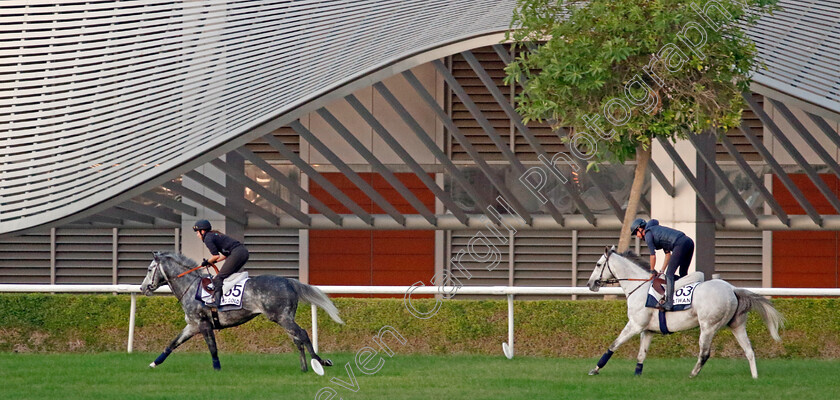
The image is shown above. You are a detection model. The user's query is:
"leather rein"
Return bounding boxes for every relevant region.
[151,259,217,302]
[177,263,218,278]
[597,251,656,297]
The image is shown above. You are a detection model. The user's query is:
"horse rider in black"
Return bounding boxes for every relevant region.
[192,220,250,308]
[630,218,695,311]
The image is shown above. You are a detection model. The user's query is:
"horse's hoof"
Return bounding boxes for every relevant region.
[323,359,333,367]
[149,362,156,369]
[588,368,599,376]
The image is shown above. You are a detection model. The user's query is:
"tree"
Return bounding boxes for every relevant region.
[505,0,777,252]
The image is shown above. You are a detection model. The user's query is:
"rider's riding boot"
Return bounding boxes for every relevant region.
[205,281,223,309]
[662,274,675,311]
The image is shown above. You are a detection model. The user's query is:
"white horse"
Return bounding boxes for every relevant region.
[587,247,783,379]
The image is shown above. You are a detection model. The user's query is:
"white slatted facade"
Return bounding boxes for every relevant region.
[448,47,568,162]
[0,232,51,284]
[0,228,179,285]
[244,126,300,161]
[575,230,622,287]
[449,230,510,287]
[117,229,180,285]
[243,228,299,278]
[449,229,619,298]
[512,231,574,287]
[715,230,763,288]
[446,229,763,295]
[718,94,764,162]
[55,228,113,284]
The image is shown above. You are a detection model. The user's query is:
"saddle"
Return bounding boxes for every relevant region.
[651,276,666,296]
[646,272,706,311]
[199,271,250,294]
[650,271,706,295]
[200,277,214,293]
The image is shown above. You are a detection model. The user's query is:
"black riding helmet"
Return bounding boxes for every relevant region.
[193,219,212,232]
[629,218,646,237]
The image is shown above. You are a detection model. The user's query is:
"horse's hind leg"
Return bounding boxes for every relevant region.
[273,315,329,372]
[198,319,221,370]
[635,331,653,376]
[731,322,758,378]
[690,329,718,378]
[150,324,199,368]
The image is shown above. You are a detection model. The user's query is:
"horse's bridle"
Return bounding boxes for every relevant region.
[596,250,655,296]
[149,258,190,302]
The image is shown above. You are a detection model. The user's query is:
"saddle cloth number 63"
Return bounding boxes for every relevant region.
[673,282,700,306]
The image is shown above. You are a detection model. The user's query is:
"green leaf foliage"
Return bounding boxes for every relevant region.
[505,0,778,163]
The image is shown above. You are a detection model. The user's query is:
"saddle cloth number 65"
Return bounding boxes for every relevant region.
[220,283,245,307]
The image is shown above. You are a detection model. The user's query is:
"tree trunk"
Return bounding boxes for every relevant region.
[617,145,652,253]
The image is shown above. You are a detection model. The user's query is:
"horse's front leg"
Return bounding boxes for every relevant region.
[199,319,221,370]
[589,321,643,376]
[635,330,653,376]
[150,324,199,368]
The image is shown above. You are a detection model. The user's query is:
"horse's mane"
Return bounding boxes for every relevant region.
[159,251,198,269]
[616,250,650,269]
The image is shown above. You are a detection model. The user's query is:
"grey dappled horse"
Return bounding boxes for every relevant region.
[140,251,343,372]
[587,247,783,379]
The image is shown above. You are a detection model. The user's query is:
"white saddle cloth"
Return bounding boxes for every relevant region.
[200,271,249,307]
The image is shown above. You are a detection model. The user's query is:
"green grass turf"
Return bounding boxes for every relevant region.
[1,352,838,400]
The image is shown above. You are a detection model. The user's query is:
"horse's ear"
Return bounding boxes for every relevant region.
[604,246,610,254]
[610,245,616,252]
[152,251,160,261]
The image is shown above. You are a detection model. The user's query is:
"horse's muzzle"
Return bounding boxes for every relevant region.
[588,281,601,292]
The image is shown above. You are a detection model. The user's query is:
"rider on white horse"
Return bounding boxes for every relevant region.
[630,218,695,311]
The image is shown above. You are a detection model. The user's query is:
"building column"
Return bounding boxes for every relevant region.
[181,162,227,262]
[693,133,716,276]
[224,151,246,241]
[650,135,715,276]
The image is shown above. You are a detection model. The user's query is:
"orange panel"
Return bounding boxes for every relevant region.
[772,174,839,215]
[772,174,839,288]
[308,173,435,296]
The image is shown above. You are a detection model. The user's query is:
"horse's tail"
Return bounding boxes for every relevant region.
[732,288,784,342]
[289,279,344,325]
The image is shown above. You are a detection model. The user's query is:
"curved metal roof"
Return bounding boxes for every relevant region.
[747,0,840,117]
[2,0,839,236]
[0,0,515,234]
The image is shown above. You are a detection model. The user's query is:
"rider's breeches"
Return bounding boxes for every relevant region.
[665,236,694,279]
[212,245,249,289]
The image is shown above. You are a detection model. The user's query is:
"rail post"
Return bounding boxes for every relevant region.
[128,293,137,353]
[311,303,318,354]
